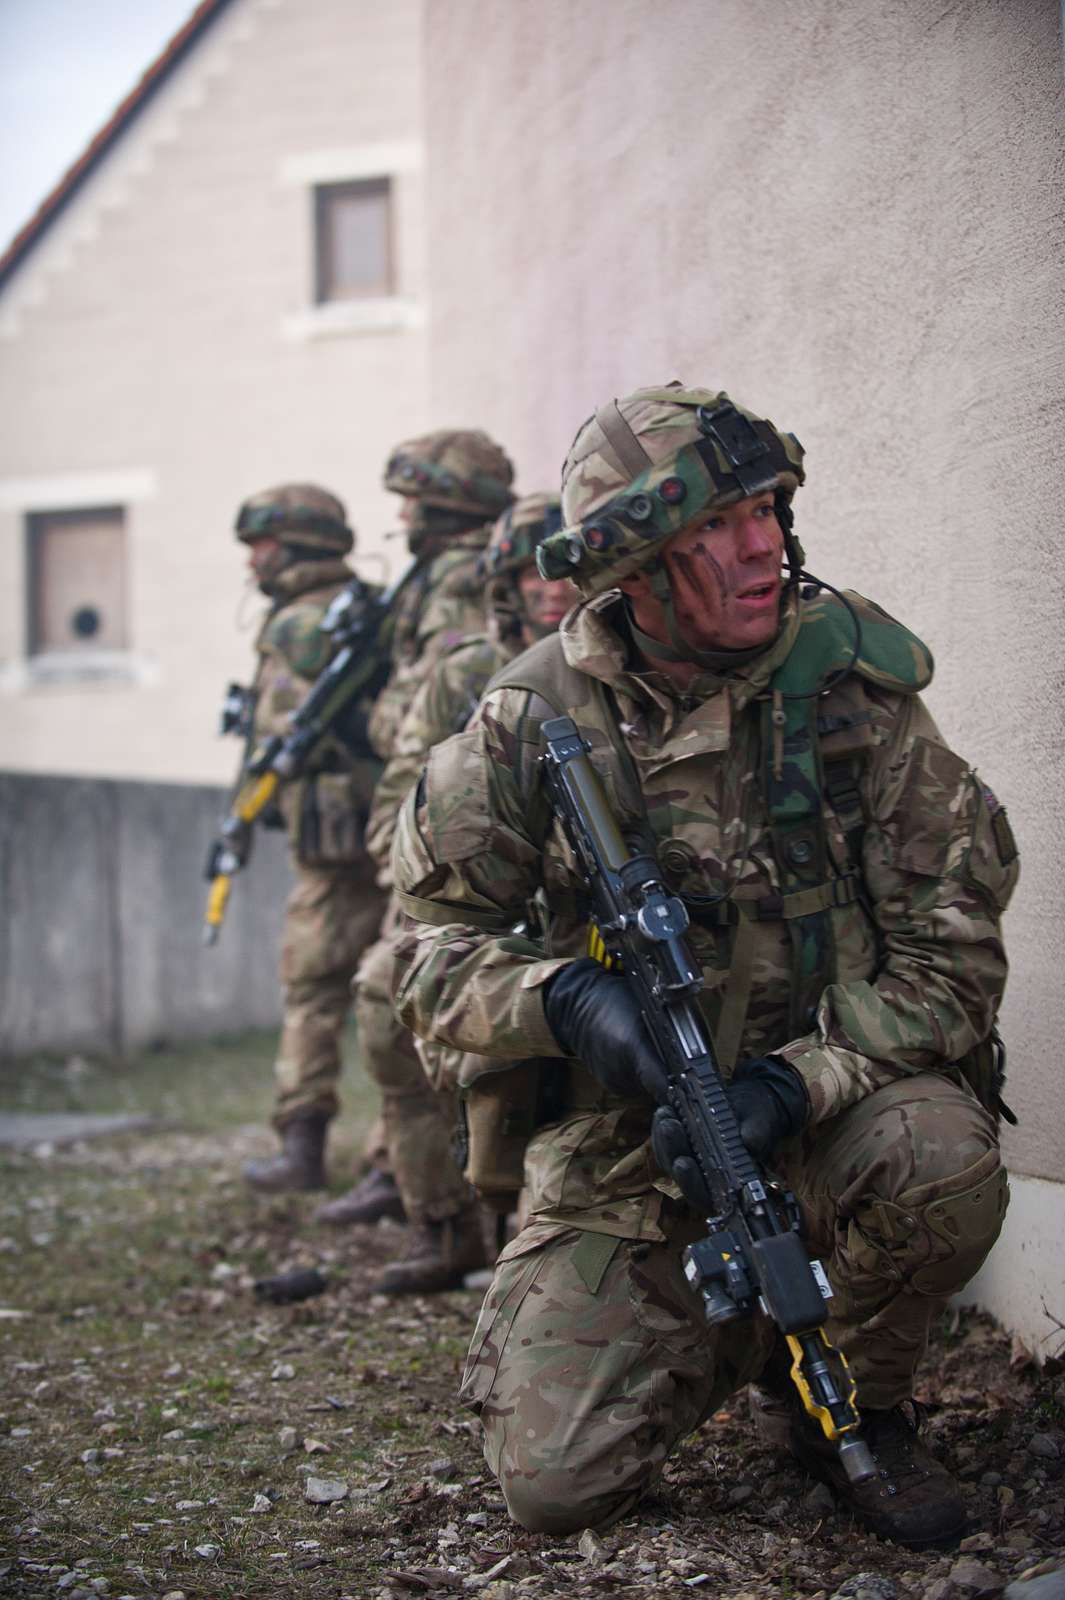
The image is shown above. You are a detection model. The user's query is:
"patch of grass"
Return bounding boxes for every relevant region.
[0,1023,379,1135]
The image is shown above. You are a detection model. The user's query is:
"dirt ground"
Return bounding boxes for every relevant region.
[1,1035,1063,1600]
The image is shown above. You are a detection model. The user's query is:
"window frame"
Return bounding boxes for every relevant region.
[313,176,395,305]
[25,503,128,660]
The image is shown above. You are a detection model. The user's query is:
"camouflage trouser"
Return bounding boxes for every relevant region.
[352,915,471,1225]
[461,1074,1006,1535]
[274,860,386,1129]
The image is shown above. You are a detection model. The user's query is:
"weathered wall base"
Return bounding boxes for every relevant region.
[958,1173,1065,1366]
[0,771,291,1056]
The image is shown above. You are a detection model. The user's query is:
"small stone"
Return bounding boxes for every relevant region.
[578,1529,607,1562]
[465,1511,488,1528]
[271,1363,296,1382]
[304,1476,349,1504]
[1029,1434,1060,1461]
[829,1576,897,1600]
[194,1544,219,1558]
[79,1448,101,1464]
[429,1457,455,1480]
[803,1481,836,1518]
[249,1493,272,1514]
[303,1437,329,1454]
[278,1426,299,1452]
[56,1579,81,1592]
[161,1429,184,1442]
[88,1582,110,1595]
[727,1483,755,1506]
[174,1500,203,1511]
[981,1471,1003,1488]
[948,1558,1002,1597]
[161,1592,187,1599]
[961,1536,997,1553]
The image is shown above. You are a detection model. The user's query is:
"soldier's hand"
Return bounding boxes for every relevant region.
[651,1106,714,1211]
[543,958,669,1102]
[725,1056,810,1160]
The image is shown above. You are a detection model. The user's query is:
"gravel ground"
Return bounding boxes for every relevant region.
[1,1038,1062,1600]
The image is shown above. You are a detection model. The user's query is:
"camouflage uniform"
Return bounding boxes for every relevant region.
[230,483,388,1194]
[342,432,516,1253]
[389,388,1018,1533]
[251,558,386,1131]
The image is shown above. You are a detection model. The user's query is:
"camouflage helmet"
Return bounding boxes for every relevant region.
[538,384,804,599]
[384,429,515,520]
[480,492,565,641]
[235,482,353,555]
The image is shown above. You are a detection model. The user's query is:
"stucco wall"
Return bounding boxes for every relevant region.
[421,0,1065,1351]
[0,771,290,1056]
[0,0,426,785]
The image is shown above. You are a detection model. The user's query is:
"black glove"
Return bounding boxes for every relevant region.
[542,958,670,1102]
[725,1055,810,1161]
[650,1055,810,1210]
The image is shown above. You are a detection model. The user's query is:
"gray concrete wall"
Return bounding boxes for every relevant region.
[0,771,290,1056]
[421,0,1065,1352]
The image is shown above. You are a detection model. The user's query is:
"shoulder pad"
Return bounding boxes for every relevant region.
[774,589,933,699]
[483,631,566,702]
[260,600,333,679]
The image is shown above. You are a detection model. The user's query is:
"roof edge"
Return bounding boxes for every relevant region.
[0,0,236,295]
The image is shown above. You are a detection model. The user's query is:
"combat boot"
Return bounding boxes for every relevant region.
[373,1204,487,1295]
[242,1113,328,1193]
[749,1378,966,1550]
[313,1168,407,1226]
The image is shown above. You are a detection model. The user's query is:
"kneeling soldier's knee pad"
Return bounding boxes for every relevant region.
[862,1148,1008,1298]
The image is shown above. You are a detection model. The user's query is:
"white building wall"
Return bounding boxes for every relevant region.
[0,0,426,785]
[421,0,1065,1356]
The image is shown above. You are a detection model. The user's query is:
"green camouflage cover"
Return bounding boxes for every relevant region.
[540,385,804,597]
[236,482,353,555]
[384,429,515,518]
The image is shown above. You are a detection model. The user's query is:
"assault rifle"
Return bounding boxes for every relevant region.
[202,563,415,945]
[540,715,875,1485]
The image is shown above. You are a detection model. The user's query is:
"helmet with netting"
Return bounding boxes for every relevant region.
[480,492,564,640]
[235,482,353,555]
[384,429,515,521]
[538,384,804,598]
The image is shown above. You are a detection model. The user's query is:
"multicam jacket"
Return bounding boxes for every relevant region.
[365,633,511,876]
[252,559,382,865]
[390,588,1019,1241]
[368,529,491,762]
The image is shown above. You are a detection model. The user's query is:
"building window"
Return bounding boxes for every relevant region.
[27,506,127,656]
[314,177,393,303]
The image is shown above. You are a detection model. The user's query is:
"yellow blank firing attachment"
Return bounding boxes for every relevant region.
[785,1329,860,1441]
[203,874,232,946]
